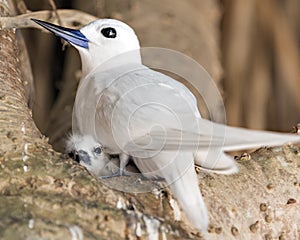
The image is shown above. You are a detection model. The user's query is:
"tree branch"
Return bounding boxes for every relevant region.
[0,9,97,30]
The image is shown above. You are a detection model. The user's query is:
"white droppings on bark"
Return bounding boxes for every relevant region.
[169,198,181,221]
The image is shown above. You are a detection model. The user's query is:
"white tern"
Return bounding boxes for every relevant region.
[32,18,300,234]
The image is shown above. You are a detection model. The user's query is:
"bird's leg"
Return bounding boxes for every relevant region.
[98,154,130,179]
[119,153,130,176]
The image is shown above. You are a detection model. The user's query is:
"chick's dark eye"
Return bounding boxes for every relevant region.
[94,146,103,155]
[101,27,117,38]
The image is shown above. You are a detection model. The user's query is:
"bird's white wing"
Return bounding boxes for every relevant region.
[90,65,202,152]
[124,117,300,175]
[198,118,300,151]
[99,66,300,155]
[114,67,300,176]
[124,118,300,152]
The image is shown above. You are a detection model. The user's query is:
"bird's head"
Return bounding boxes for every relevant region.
[65,134,110,176]
[32,18,141,76]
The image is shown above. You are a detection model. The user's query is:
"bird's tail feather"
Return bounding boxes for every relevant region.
[133,152,209,234]
[166,155,209,234]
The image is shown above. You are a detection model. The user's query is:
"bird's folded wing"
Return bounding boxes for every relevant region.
[124,118,300,153]
[198,118,300,151]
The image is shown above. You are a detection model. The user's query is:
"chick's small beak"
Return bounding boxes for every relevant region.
[31,18,89,49]
[68,150,80,163]
[77,150,91,165]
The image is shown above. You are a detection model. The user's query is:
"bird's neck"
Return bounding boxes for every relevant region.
[79,50,142,78]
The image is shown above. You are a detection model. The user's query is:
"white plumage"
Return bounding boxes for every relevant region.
[65,134,119,178]
[33,18,300,234]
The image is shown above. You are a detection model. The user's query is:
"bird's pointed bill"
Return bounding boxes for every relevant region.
[31,18,89,49]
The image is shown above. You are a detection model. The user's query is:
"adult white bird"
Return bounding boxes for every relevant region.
[32,18,300,234]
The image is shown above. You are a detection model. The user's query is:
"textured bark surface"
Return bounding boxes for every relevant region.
[0,1,299,240]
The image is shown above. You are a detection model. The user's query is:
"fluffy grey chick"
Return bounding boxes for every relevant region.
[66,134,120,178]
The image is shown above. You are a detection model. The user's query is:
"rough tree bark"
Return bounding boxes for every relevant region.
[0,1,299,240]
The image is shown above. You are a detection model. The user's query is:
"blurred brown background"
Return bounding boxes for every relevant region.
[20,0,300,151]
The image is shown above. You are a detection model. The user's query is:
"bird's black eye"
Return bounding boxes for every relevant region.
[93,146,103,155]
[101,27,117,38]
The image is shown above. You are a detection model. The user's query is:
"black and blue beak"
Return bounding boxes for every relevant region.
[31,18,89,49]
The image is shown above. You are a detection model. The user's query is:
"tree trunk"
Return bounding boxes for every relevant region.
[0,1,299,240]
